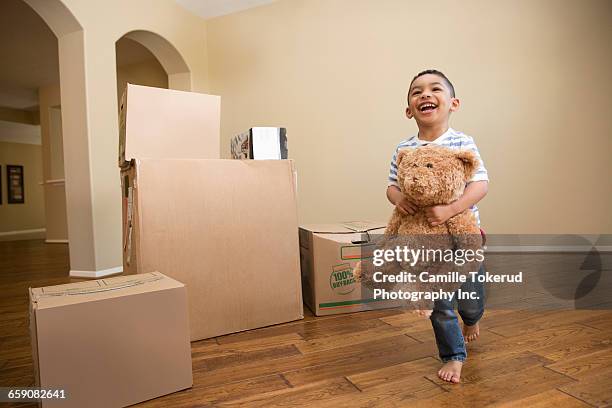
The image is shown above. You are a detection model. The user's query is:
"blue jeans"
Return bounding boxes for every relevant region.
[429,265,485,362]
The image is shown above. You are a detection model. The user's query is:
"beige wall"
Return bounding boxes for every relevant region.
[0,141,45,234]
[116,59,169,102]
[206,0,612,234]
[20,0,612,274]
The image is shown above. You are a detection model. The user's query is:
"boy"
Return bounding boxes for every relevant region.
[387,69,489,383]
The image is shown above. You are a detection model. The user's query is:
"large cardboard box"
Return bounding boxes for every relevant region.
[29,272,192,408]
[121,159,303,340]
[299,221,400,316]
[118,83,220,167]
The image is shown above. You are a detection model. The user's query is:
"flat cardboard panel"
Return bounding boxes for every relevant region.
[119,84,220,166]
[30,272,192,408]
[299,224,400,316]
[126,159,303,340]
[300,221,386,234]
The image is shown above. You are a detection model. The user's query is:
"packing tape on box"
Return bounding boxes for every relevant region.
[36,275,164,298]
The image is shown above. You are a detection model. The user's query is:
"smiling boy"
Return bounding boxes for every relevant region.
[387,69,489,383]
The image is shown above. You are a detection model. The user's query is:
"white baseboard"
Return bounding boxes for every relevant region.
[70,266,123,278]
[0,228,46,241]
[486,245,612,253]
[45,239,68,244]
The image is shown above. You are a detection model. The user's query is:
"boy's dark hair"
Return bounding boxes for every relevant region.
[408,69,455,98]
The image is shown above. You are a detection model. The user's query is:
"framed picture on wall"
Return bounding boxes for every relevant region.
[7,165,24,204]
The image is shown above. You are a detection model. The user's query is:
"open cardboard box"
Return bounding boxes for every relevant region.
[299,221,401,316]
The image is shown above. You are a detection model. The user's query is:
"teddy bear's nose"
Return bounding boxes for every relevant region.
[412,176,418,182]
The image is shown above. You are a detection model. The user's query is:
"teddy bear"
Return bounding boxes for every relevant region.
[355,145,484,315]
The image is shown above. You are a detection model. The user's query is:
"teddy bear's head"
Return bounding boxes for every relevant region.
[396,145,479,207]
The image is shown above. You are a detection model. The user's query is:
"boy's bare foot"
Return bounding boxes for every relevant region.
[414,309,433,318]
[462,322,480,343]
[438,360,462,383]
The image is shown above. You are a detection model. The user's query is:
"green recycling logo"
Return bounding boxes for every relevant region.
[330,263,356,295]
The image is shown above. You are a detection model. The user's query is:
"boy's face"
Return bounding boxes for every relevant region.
[406,74,460,126]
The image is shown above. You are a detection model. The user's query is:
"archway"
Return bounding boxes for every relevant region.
[22,0,81,37]
[118,30,191,92]
[115,37,169,101]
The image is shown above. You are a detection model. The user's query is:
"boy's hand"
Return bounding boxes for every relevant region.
[425,204,456,226]
[387,186,417,215]
[395,196,418,215]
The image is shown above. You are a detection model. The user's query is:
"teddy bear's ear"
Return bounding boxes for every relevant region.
[396,149,410,167]
[454,149,479,181]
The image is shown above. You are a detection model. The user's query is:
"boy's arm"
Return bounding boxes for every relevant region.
[425,181,488,226]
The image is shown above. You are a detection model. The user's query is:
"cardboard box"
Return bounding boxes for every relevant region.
[29,272,192,408]
[121,159,303,340]
[118,83,220,167]
[299,221,400,316]
[231,127,288,159]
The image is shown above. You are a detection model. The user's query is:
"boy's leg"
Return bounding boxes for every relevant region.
[458,264,486,342]
[430,298,465,383]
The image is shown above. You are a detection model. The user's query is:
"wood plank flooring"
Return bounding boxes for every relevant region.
[1,240,611,407]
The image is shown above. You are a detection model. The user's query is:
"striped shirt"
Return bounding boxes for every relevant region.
[388,128,489,225]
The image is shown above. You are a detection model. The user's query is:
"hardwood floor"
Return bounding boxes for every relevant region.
[1,240,611,407]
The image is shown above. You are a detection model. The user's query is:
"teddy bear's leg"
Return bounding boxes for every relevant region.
[354,210,405,283]
[445,211,484,283]
[445,212,482,254]
[353,233,386,283]
[355,258,401,291]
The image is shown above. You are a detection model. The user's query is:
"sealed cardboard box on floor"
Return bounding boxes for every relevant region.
[122,159,303,340]
[299,222,400,316]
[29,272,192,408]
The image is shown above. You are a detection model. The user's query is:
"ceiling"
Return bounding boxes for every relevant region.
[175,0,277,19]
